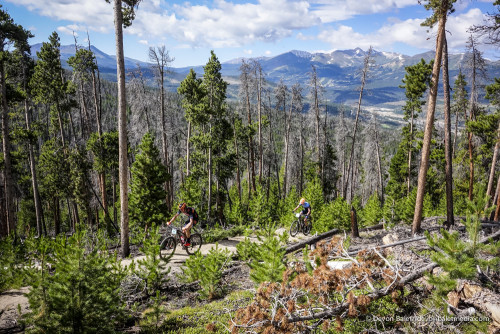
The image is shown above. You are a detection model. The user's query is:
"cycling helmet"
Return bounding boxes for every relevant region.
[178,202,187,211]
[300,198,306,205]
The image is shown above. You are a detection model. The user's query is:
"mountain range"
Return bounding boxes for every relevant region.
[30,44,500,122]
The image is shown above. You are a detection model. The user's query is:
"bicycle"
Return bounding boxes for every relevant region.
[290,213,312,237]
[159,222,202,259]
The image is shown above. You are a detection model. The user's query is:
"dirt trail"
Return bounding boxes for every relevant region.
[0,228,305,332]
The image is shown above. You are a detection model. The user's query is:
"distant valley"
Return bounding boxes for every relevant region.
[30,44,500,125]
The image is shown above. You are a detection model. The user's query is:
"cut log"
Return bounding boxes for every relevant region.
[456,280,500,329]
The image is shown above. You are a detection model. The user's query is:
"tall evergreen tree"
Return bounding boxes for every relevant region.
[129,132,169,233]
[0,6,33,236]
[30,32,75,148]
[201,51,231,220]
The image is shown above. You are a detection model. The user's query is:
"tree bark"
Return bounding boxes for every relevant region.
[442,36,454,227]
[283,88,291,196]
[186,121,191,176]
[467,37,479,202]
[486,127,500,213]
[351,206,359,238]
[407,108,414,196]
[114,0,130,257]
[412,11,447,235]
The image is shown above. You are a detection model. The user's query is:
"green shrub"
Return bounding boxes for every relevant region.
[0,236,28,292]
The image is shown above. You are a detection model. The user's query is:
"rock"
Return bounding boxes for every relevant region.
[0,287,30,332]
[382,233,399,254]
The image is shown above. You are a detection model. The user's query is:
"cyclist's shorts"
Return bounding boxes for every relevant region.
[183,219,197,228]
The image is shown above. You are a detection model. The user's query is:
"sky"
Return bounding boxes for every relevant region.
[3,0,499,68]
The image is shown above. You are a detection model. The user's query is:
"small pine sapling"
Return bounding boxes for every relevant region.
[180,243,231,300]
[247,223,287,285]
[140,290,168,333]
[135,226,171,296]
[425,185,500,303]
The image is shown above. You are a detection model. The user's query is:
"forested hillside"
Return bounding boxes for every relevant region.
[1,1,500,333]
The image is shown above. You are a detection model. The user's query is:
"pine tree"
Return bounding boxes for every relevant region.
[24,230,128,333]
[0,6,33,236]
[30,31,75,147]
[181,243,231,300]
[425,185,499,301]
[129,132,169,232]
[248,225,287,285]
[360,192,382,227]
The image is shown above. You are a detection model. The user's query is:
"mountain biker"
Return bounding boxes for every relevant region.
[167,202,198,246]
[293,198,311,226]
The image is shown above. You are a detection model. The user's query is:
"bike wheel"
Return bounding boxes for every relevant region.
[290,221,299,237]
[185,233,202,255]
[303,221,311,235]
[160,237,176,259]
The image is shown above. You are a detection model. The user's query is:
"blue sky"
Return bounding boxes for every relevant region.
[3,0,498,67]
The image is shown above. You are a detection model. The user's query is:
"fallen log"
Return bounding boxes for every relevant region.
[284,229,340,255]
[480,228,500,244]
[347,235,427,256]
[454,280,500,329]
[284,223,384,255]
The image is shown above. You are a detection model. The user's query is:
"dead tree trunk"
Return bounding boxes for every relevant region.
[443,36,454,227]
[351,206,359,237]
[344,47,373,199]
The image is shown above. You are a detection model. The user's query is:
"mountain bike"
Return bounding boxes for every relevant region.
[159,223,202,259]
[290,213,312,237]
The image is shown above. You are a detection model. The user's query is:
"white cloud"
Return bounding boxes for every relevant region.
[139,39,149,45]
[10,0,113,33]
[7,0,491,54]
[244,49,253,55]
[318,9,487,53]
[10,0,321,48]
[309,0,416,23]
[265,50,272,55]
[130,0,320,48]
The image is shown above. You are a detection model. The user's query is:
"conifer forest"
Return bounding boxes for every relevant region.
[2,1,500,333]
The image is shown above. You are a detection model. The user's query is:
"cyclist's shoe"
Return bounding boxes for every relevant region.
[183,241,191,247]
